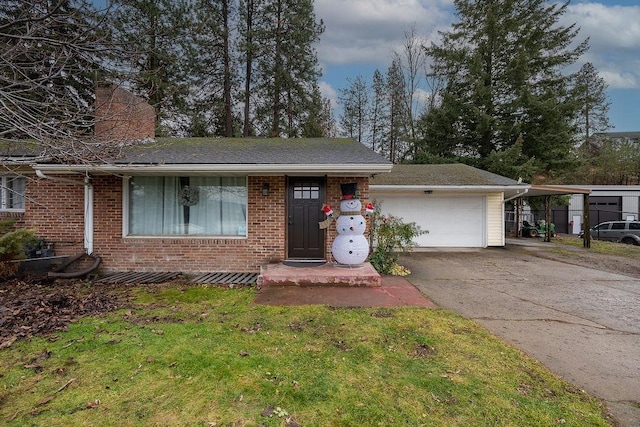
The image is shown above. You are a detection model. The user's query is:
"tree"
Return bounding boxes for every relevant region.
[107,0,191,134]
[572,62,612,146]
[385,58,409,163]
[252,0,324,137]
[300,84,335,137]
[369,70,387,153]
[182,0,237,137]
[421,0,588,176]
[392,26,428,158]
[0,0,111,161]
[563,137,640,185]
[338,76,369,143]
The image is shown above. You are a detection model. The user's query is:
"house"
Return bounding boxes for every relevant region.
[370,164,529,247]
[0,86,392,275]
[592,131,640,145]
[1,138,393,274]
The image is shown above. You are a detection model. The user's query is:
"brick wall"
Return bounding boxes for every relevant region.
[94,85,156,142]
[22,175,86,256]
[23,174,370,273]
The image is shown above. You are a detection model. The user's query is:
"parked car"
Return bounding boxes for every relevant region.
[580,221,640,245]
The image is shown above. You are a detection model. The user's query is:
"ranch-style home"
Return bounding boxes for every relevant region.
[0,86,396,274]
[1,137,393,274]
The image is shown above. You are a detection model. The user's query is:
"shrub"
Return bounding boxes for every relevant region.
[369,210,425,275]
[0,219,38,277]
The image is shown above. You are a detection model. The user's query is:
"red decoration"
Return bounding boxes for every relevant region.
[365,202,374,215]
[322,204,334,217]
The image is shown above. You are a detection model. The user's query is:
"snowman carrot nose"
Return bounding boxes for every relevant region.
[349,226,354,231]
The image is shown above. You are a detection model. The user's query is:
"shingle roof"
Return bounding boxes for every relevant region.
[0,140,43,158]
[111,138,390,165]
[370,164,522,186]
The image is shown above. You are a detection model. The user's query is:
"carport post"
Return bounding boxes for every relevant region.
[544,195,551,242]
[583,194,591,248]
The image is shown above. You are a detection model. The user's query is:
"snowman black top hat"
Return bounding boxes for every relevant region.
[340,183,358,200]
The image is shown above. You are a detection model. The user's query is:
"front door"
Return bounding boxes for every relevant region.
[287,177,325,259]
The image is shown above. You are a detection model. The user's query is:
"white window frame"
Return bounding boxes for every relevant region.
[122,175,248,238]
[0,176,26,212]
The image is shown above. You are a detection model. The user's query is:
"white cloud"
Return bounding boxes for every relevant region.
[315,0,449,66]
[565,3,640,89]
[319,80,339,108]
[566,3,640,51]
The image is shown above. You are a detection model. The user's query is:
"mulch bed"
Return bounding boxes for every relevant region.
[0,277,131,349]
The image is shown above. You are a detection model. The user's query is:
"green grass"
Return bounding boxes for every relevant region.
[0,284,611,426]
[555,235,640,257]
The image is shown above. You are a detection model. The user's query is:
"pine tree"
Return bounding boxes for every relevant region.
[386,58,408,163]
[572,62,612,146]
[252,0,324,137]
[422,0,588,175]
[107,0,191,134]
[338,76,369,144]
[369,70,387,153]
[182,0,237,137]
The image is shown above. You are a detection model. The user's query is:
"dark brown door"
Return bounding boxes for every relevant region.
[287,177,325,259]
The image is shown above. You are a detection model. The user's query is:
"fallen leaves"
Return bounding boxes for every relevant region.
[0,279,129,348]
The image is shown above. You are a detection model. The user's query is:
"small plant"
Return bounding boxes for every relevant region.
[0,219,38,262]
[369,208,425,275]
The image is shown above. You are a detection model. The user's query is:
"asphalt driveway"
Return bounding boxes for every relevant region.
[402,241,640,427]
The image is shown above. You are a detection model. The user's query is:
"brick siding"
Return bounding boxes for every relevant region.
[22,174,371,273]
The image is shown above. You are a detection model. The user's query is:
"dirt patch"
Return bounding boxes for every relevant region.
[0,277,131,349]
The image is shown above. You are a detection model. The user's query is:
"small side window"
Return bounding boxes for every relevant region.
[1,176,25,211]
[611,222,625,230]
[594,223,610,231]
[629,222,640,230]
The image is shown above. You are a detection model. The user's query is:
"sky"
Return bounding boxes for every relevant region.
[314,0,640,133]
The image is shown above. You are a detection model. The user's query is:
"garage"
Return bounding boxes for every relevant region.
[369,164,529,248]
[376,194,486,247]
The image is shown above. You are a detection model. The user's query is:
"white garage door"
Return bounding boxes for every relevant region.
[377,195,486,247]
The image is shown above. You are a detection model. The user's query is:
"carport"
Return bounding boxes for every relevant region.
[516,184,592,247]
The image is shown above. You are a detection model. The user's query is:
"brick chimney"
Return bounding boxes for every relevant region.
[94,85,156,142]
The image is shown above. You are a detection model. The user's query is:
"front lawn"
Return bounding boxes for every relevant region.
[0,284,612,426]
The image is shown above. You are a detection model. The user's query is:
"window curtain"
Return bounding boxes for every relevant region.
[129,177,184,235]
[189,177,247,235]
[129,176,246,236]
[7,177,25,209]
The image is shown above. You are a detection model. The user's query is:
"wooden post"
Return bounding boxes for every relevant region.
[583,194,591,248]
[544,195,551,242]
[515,198,522,238]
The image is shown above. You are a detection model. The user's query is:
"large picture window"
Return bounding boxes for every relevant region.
[1,176,25,211]
[128,176,247,236]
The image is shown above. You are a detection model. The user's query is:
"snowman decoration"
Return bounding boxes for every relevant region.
[319,183,375,266]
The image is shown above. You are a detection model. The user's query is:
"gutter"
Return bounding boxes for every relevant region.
[370,185,531,194]
[32,163,394,175]
[504,188,529,202]
[35,170,94,255]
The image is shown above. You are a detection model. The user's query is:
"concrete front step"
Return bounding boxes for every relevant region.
[258,262,381,287]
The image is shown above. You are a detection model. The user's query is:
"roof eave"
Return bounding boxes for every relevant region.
[33,163,394,176]
[370,184,530,193]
